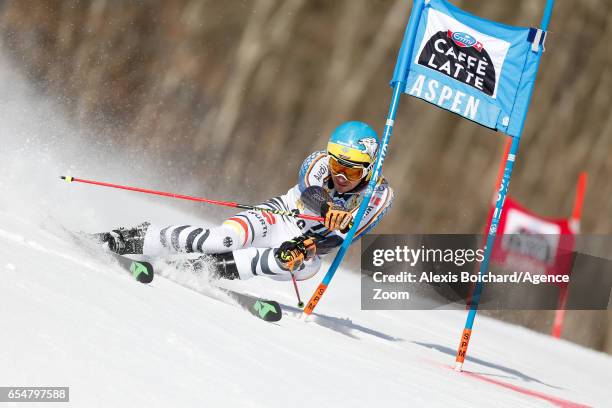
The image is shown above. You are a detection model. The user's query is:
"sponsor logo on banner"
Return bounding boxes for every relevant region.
[418,29,496,96]
[450,31,483,50]
[488,198,575,282]
[502,208,561,265]
[415,9,510,98]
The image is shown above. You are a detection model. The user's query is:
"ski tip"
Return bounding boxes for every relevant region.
[130,261,154,284]
[252,300,282,322]
[60,175,73,182]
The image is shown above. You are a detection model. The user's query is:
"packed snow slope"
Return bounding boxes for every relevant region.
[1,55,610,408]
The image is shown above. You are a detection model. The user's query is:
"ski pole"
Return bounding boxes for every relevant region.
[289,266,304,308]
[60,176,324,222]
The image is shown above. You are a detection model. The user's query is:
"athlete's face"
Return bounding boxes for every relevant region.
[331,173,361,193]
[328,155,368,193]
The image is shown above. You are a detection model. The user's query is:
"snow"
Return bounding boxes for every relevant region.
[0,55,610,408]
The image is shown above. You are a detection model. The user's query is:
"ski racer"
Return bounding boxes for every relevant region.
[95,121,394,281]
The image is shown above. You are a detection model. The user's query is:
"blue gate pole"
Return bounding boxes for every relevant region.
[302,0,426,318]
[454,0,555,371]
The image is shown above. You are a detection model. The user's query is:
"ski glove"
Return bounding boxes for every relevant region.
[321,202,353,232]
[275,236,317,271]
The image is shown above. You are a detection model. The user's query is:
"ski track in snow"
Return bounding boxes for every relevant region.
[0,52,610,408]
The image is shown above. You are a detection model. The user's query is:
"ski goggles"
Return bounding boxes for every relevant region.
[328,154,370,182]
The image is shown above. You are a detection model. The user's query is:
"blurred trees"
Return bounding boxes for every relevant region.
[0,0,610,351]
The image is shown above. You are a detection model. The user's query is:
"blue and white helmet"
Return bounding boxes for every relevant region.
[327,121,379,180]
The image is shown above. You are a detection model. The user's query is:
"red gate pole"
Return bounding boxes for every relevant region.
[551,172,587,338]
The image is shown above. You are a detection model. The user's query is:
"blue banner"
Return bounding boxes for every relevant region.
[392,0,546,137]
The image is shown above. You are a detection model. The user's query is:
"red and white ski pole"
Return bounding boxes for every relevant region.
[60,176,324,223]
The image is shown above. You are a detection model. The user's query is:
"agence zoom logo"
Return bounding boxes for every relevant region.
[418,30,496,96]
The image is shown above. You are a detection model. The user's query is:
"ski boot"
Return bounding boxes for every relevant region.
[93,222,150,255]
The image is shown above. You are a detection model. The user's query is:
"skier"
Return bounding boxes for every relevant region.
[95,121,394,281]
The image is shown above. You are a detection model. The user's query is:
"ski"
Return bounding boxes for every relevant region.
[216,287,282,322]
[63,228,154,284]
[109,252,154,284]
